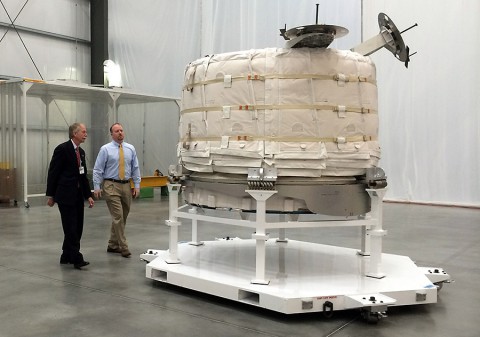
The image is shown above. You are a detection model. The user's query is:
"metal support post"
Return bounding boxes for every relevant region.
[358,214,371,256]
[277,228,287,242]
[277,214,288,242]
[188,206,204,246]
[165,184,182,264]
[108,92,120,123]
[247,190,277,285]
[20,82,33,207]
[365,188,387,278]
[42,96,53,180]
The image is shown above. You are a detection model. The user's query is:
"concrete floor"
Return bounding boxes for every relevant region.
[0,192,479,337]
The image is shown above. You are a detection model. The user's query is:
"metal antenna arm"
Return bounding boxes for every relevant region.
[350,13,418,67]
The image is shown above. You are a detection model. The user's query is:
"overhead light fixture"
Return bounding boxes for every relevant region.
[103,60,122,88]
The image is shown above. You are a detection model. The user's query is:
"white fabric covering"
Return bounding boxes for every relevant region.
[180,48,379,177]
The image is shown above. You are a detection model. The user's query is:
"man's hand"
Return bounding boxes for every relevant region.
[87,197,95,208]
[47,197,55,207]
[132,188,140,198]
[94,189,102,199]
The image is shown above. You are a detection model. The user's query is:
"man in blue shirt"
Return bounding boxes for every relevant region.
[93,123,141,258]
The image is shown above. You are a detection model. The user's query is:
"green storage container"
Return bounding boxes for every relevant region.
[140,187,154,198]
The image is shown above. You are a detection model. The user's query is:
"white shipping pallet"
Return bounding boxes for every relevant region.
[143,239,438,315]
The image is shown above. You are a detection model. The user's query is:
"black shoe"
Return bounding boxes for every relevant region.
[74,261,90,269]
[60,258,71,265]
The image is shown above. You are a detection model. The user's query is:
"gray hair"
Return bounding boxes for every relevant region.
[69,123,83,139]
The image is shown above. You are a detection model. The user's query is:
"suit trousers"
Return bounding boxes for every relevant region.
[58,188,85,263]
[102,180,132,250]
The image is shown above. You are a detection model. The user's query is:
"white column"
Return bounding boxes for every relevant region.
[247,190,277,285]
[358,214,371,256]
[365,188,387,279]
[20,82,33,207]
[42,97,53,170]
[108,92,120,123]
[276,214,288,243]
[165,184,182,264]
[188,206,204,246]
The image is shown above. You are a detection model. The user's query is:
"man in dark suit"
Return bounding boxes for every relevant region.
[46,123,95,269]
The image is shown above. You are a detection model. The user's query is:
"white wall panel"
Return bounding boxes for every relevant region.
[0,31,90,81]
[0,0,90,40]
[108,0,200,175]
[0,0,90,81]
[363,1,480,206]
[200,0,361,55]
[108,0,201,98]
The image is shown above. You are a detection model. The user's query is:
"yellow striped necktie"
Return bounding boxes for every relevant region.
[118,144,125,180]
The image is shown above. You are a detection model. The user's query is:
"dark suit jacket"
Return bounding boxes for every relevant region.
[46,140,93,205]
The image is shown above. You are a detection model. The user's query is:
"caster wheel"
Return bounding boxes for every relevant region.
[362,311,380,324]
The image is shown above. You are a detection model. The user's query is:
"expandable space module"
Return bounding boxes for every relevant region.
[173,12,416,217]
[142,10,450,323]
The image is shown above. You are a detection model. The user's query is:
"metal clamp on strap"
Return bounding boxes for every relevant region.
[186,65,197,91]
[336,136,346,144]
[335,105,347,118]
[224,74,232,88]
[222,106,231,119]
[220,136,229,149]
[334,73,348,86]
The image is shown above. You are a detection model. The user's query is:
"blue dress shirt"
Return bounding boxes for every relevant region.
[93,141,141,189]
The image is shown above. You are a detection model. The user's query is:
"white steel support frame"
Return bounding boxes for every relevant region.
[165,184,182,263]
[21,84,55,205]
[188,206,204,246]
[163,184,388,280]
[145,184,451,315]
[247,190,277,285]
[108,92,120,123]
[20,82,33,207]
[5,79,174,207]
[43,96,53,174]
[366,188,388,278]
[358,217,371,257]
[277,214,288,243]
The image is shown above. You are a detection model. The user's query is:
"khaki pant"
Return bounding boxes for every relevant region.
[102,180,132,250]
